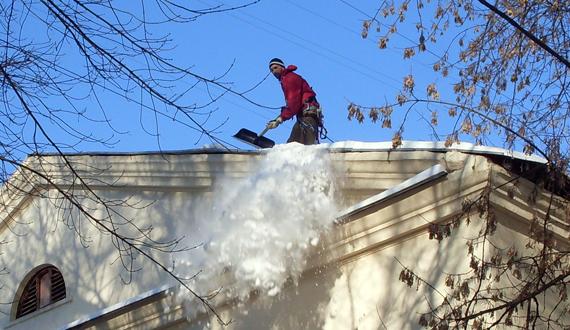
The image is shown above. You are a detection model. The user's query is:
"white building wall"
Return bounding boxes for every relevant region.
[0,147,563,329]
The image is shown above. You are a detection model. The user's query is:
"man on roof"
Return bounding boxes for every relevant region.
[266,58,322,145]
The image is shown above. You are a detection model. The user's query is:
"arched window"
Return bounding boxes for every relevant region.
[15,265,66,319]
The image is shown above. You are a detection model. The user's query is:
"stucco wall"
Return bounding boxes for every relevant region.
[0,148,564,329]
[172,215,541,330]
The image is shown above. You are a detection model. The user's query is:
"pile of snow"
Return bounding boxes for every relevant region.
[174,143,340,316]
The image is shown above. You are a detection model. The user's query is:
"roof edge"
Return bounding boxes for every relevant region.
[31,140,547,165]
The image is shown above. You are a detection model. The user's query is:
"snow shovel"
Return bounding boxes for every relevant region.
[233,124,276,149]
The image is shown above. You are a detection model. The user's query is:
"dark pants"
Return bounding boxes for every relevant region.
[287,116,318,145]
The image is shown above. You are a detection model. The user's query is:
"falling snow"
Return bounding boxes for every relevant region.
[174,143,340,317]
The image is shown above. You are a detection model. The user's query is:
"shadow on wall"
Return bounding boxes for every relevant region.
[0,151,258,328]
[188,264,342,330]
[0,195,149,329]
[315,156,483,329]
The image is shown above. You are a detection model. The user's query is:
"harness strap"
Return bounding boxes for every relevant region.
[297,97,329,143]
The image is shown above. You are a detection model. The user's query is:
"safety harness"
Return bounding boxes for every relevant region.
[301,98,328,143]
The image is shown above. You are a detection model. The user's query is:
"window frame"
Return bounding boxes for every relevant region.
[13,265,67,320]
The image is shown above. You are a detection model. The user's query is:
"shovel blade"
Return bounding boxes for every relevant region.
[233,128,275,149]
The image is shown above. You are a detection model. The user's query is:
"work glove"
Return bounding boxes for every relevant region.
[266,116,283,129]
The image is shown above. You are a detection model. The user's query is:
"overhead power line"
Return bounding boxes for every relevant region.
[197,0,403,91]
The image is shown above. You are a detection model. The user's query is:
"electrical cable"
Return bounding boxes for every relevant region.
[197,0,403,91]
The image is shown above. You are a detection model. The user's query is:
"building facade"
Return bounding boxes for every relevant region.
[0,142,567,329]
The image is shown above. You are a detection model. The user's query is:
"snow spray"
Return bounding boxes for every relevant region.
[174,143,339,318]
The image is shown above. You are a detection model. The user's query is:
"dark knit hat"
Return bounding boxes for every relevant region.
[268,58,285,68]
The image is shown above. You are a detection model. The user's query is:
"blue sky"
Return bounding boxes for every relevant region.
[33,0,468,153]
[148,0,456,151]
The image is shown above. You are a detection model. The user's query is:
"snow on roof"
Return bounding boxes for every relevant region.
[36,141,546,165]
[327,141,547,164]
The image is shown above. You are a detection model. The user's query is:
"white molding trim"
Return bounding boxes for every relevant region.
[336,164,448,223]
[60,284,173,329]
[6,297,73,329]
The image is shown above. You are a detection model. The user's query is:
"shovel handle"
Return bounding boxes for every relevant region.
[259,115,281,137]
[258,127,270,137]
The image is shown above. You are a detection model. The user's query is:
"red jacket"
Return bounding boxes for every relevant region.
[279,65,318,120]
